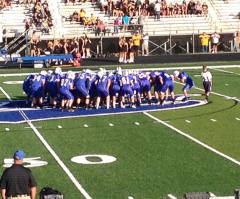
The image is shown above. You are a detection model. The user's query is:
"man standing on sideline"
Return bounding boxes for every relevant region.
[132,31,141,57]
[0,150,37,199]
[199,32,210,53]
[201,65,212,102]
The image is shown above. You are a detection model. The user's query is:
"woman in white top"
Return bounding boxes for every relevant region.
[201,65,212,102]
[211,32,220,53]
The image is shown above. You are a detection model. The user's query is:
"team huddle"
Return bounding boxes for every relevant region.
[22,67,194,111]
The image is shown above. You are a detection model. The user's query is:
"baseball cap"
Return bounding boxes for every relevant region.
[13,150,25,160]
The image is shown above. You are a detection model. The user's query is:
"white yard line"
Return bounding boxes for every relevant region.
[0,65,239,77]
[212,68,240,76]
[143,112,240,166]
[175,81,240,102]
[0,86,92,199]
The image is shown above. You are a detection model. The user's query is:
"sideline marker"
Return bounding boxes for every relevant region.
[210,119,217,122]
[134,122,140,126]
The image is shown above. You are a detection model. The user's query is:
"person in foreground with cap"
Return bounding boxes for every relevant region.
[0,150,37,199]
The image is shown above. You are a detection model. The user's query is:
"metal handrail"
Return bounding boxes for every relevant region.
[4,29,29,51]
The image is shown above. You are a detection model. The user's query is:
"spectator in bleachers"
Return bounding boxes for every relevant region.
[95,20,106,36]
[167,2,173,16]
[113,16,121,34]
[187,0,196,14]
[32,0,53,33]
[181,0,188,15]
[0,0,11,10]
[195,1,202,15]
[70,11,79,22]
[100,0,108,14]
[202,2,208,16]
[24,17,32,31]
[154,0,161,20]
[135,0,142,15]
[141,3,150,17]
[160,0,167,16]
[79,8,86,24]
[122,12,130,30]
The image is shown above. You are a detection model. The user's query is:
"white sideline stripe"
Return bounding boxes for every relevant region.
[0,87,92,199]
[212,68,240,76]
[0,65,239,77]
[143,111,240,167]
[0,87,11,100]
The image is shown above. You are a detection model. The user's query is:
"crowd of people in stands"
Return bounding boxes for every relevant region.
[98,0,208,18]
[0,0,11,9]
[67,0,208,36]
[24,0,53,33]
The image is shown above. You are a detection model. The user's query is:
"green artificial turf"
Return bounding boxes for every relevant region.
[0,65,239,199]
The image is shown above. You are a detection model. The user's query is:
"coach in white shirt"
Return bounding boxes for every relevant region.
[201,65,212,102]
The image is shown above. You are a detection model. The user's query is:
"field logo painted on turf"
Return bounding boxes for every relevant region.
[71,154,117,165]
[3,157,48,168]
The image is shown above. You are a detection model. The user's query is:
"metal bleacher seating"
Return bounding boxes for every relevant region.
[0,2,30,38]
[210,0,240,33]
[0,0,240,48]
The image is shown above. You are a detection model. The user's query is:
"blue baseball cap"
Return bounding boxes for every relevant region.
[13,150,25,160]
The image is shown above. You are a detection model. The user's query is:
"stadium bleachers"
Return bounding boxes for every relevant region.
[0,0,240,47]
[211,0,240,32]
[0,2,30,38]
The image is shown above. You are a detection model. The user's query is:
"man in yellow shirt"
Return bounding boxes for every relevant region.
[132,31,141,56]
[199,32,210,53]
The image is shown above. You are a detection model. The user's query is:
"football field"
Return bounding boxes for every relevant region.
[0,65,239,199]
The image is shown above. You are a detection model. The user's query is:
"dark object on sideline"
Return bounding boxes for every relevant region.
[39,187,63,199]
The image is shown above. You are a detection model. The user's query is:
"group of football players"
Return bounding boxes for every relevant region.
[22,67,194,111]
